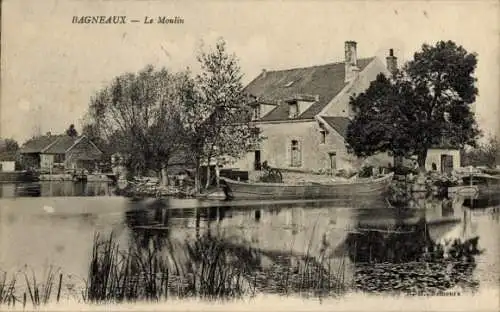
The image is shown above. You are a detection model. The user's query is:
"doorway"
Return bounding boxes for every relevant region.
[440,154,454,173]
[254,150,261,170]
[329,152,337,170]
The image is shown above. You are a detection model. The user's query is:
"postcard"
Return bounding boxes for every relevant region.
[0,0,499,311]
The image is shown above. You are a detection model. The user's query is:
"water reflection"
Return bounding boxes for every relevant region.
[463,194,500,209]
[0,181,113,198]
[1,193,498,300]
[118,195,495,296]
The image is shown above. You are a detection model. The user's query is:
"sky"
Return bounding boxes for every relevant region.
[1,0,499,143]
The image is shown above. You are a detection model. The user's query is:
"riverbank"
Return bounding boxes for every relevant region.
[116,177,198,198]
[39,174,113,182]
[117,169,464,201]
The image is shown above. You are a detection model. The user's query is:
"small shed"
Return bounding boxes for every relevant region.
[0,151,17,172]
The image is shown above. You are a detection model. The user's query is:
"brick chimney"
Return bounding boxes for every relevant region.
[344,41,359,83]
[386,49,398,76]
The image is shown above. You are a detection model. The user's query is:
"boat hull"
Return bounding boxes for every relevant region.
[461,173,500,196]
[221,173,394,200]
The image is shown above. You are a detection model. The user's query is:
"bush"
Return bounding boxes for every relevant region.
[391,164,418,176]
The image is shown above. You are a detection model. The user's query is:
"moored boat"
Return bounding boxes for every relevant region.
[481,168,500,176]
[220,172,394,200]
[460,173,500,196]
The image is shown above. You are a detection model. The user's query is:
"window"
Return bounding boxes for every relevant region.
[320,130,326,144]
[329,152,337,170]
[290,140,301,167]
[252,104,261,120]
[54,154,65,163]
[288,102,299,119]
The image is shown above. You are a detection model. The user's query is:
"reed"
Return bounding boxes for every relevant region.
[0,271,18,307]
[184,234,258,300]
[84,231,259,303]
[23,265,62,307]
[0,266,63,308]
[3,227,349,307]
[84,232,172,302]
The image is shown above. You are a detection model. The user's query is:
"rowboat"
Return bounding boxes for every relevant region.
[448,185,479,197]
[220,172,394,200]
[481,168,500,176]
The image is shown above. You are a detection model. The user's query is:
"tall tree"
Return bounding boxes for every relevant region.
[181,38,255,192]
[0,138,19,152]
[347,40,481,170]
[83,65,188,184]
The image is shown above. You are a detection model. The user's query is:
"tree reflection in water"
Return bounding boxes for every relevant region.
[125,198,172,251]
[118,200,351,299]
[463,195,500,210]
[118,198,486,298]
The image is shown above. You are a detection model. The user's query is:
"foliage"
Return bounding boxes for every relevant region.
[462,135,500,168]
[65,124,78,138]
[181,38,258,191]
[83,65,189,177]
[0,138,19,153]
[347,41,481,170]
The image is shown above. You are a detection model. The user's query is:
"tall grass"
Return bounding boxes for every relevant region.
[84,231,260,303]
[0,271,17,307]
[24,266,62,306]
[84,230,348,303]
[84,232,171,303]
[0,267,63,309]
[1,229,349,307]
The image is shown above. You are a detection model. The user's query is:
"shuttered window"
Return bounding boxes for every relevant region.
[290,140,301,167]
[320,130,326,144]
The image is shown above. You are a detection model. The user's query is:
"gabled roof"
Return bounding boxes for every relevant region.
[321,116,351,138]
[44,135,79,154]
[19,134,91,154]
[245,57,375,121]
[20,135,65,153]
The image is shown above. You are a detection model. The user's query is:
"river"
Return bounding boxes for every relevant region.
[0,181,499,303]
